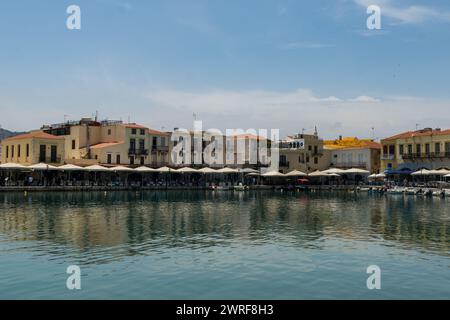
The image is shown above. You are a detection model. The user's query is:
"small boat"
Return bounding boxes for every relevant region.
[234,183,248,191]
[432,190,445,198]
[387,187,405,194]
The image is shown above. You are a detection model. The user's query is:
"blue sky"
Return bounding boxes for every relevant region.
[1,0,450,139]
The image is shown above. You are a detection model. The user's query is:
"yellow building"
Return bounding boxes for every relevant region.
[380,128,450,172]
[42,118,171,167]
[324,137,381,173]
[1,130,65,165]
[279,133,330,173]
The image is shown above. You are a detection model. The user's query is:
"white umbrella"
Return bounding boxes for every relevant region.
[246,172,260,176]
[285,170,308,177]
[445,174,450,178]
[198,167,219,174]
[155,166,172,173]
[135,166,156,173]
[344,168,370,174]
[368,174,377,179]
[111,166,134,172]
[411,169,431,176]
[175,167,199,173]
[85,165,111,172]
[0,162,28,170]
[28,163,59,171]
[262,171,285,177]
[322,168,346,174]
[217,167,239,174]
[308,171,329,177]
[428,169,450,175]
[239,168,259,173]
[327,173,341,177]
[57,164,83,171]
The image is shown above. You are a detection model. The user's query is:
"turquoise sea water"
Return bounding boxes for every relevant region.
[0,190,448,299]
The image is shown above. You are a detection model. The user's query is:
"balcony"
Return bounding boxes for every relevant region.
[152,145,169,153]
[401,152,450,160]
[381,154,395,160]
[128,148,149,156]
[280,161,290,167]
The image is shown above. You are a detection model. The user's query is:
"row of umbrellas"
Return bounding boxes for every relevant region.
[261,168,371,178]
[410,168,450,177]
[0,163,258,174]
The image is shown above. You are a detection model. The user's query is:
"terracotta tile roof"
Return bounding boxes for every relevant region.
[232,134,269,141]
[148,128,170,136]
[125,123,147,129]
[4,131,64,141]
[382,129,450,141]
[90,141,124,149]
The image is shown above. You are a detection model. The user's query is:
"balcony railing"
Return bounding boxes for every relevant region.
[152,145,169,152]
[401,152,450,160]
[280,161,290,167]
[128,148,149,156]
[381,154,395,160]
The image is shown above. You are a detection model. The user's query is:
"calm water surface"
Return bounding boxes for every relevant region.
[0,190,448,299]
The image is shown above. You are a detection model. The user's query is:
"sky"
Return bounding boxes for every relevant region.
[0,0,450,139]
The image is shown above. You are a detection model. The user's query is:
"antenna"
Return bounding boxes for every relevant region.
[415,123,420,131]
[371,127,375,140]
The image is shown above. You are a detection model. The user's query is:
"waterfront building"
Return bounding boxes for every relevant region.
[279,131,330,173]
[380,128,450,172]
[324,137,381,173]
[0,130,65,165]
[0,117,171,168]
[169,130,271,169]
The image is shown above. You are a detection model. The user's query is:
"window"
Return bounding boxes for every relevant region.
[306,155,310,163]
[39,145,46,162]
[17,145,21,157]
[130,138,136,151]
[139,139,145,150]
[314,157,318,164]
[308,145,312,151]
[383,145,387,154]
[314,146,318,154]
[399,145,404,155]
[72,140,76,150]
[5,146,8,158]
[152,137,158,149]
[108,129,111,135]
[425,143,430,154]
[408,144,413,154]
[445,142,450,154]
[280,155,287,166]
[26,144,29,157]
[116,154,121,164]
[435,143,441,154]
[129,156,135,165]
[161,137,166,147]
[11,145,14,158]
[107,154,112,164]
[140,157,145,165]
[131,128,137,135]
[50,146,57,163]
[389,145,395,155]
[140,129,145,135]
[416,144,421,154]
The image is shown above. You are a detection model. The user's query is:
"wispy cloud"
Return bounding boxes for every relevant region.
[355,0,450,24]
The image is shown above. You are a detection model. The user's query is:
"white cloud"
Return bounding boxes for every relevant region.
[355,0,450,24]
[349,95,380,102]
[143,88,450,139]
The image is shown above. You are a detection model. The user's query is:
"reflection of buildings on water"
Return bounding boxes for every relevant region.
[0,192,448,259]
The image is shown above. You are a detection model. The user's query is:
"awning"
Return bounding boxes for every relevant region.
[85,165,111,172]
[262,171,285,177]
[175,167,199,173]
[111,166,135,172]
[57,164,84,171]
[28,163,59,171]
[285,170,308,177]
[198,167,219,174]
[135,166,157,173]
[0,162,29,170]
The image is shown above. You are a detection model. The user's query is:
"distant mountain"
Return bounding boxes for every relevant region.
[0,128,25,141]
